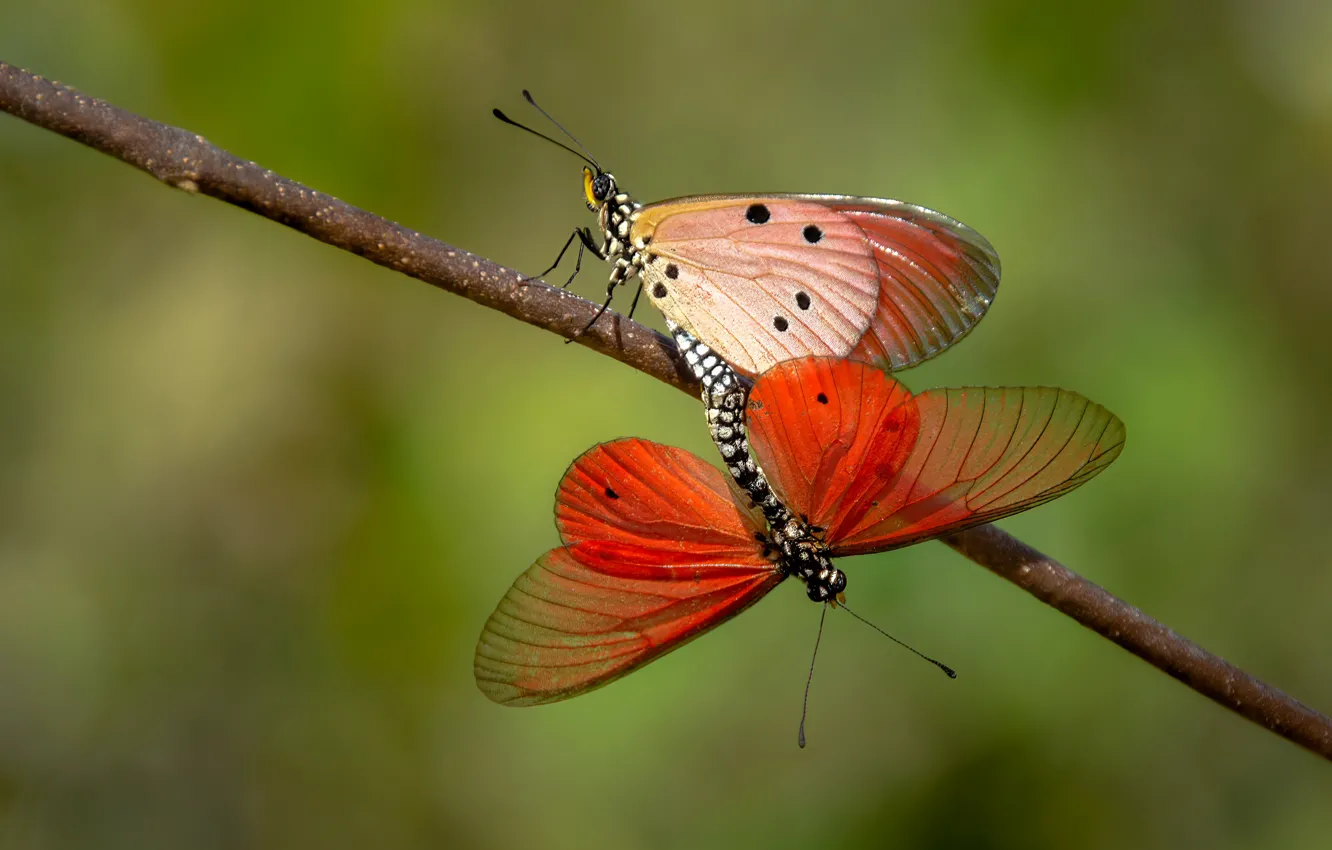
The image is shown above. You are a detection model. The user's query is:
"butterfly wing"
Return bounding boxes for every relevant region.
[742,357,923,532]
[632,195,999,377]
[555,438,767,558]
[474,543,782,706]
[475,438,783,706]
[635,197,881,377]
[821,198,1000,371]
[746,359,1125,556]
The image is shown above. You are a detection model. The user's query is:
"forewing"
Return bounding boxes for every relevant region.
[556,438,765,560]
[633,195,1000,376]
[745,358,921,531]
[635,197,881,377]
[823,198,1001,371]
[474,542,783,706]
[829,384,1125,554]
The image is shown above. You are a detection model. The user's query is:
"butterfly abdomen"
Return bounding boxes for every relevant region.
[668,320,846,602]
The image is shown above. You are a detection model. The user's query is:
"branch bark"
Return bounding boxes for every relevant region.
[4,61,1328,761]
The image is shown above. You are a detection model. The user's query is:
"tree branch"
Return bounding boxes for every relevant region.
[4,61,1328,761]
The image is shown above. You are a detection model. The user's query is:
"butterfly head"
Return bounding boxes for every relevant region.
[805,567,847,602]
[779,531,847,603]
[583,167,617,212]
[494,93,616,212]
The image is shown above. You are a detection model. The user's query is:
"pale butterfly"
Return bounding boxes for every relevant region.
[497,92,1001,378]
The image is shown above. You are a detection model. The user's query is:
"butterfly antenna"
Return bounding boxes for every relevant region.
[521,90,601,171]
[797,604,829,749]
[837,601,957,679]
[492,107,599,170]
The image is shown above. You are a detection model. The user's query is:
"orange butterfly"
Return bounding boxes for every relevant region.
[476,358,1125,706]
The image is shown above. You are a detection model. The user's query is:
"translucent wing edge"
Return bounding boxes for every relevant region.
[474,544,783,706]
[832,387,1125,555]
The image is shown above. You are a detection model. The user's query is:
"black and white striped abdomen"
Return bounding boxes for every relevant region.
[667,321,846,602]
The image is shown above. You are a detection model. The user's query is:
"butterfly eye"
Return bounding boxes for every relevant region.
[581,170,615,208]
[582,167,597,209]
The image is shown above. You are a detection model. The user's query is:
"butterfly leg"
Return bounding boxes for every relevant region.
[523,227,601,286]
[559,235,589,290]
[520,230,575,285]
[559,228,607,291]
[565,279,618,343]
[625,281,645,320]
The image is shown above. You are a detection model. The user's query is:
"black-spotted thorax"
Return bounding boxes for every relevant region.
[584,168,645,290]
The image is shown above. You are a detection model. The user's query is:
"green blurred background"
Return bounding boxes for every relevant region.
[3,1,1331,847]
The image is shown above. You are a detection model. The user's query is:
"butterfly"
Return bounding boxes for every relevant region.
[474,357,1125,706]
[496,93,1001,378]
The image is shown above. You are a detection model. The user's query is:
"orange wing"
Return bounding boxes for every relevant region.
[556,439,766,560]
[746,359,1125,556]
[475,438,782,706]
[474,542,782,706]
[741,357,922,532]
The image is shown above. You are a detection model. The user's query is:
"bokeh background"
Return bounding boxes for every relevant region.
[3,1,1332,848]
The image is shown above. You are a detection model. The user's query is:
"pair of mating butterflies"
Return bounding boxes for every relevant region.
[474,95,1124,706]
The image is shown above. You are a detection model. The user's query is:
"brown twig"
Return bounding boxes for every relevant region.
[3,61,1328,761]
